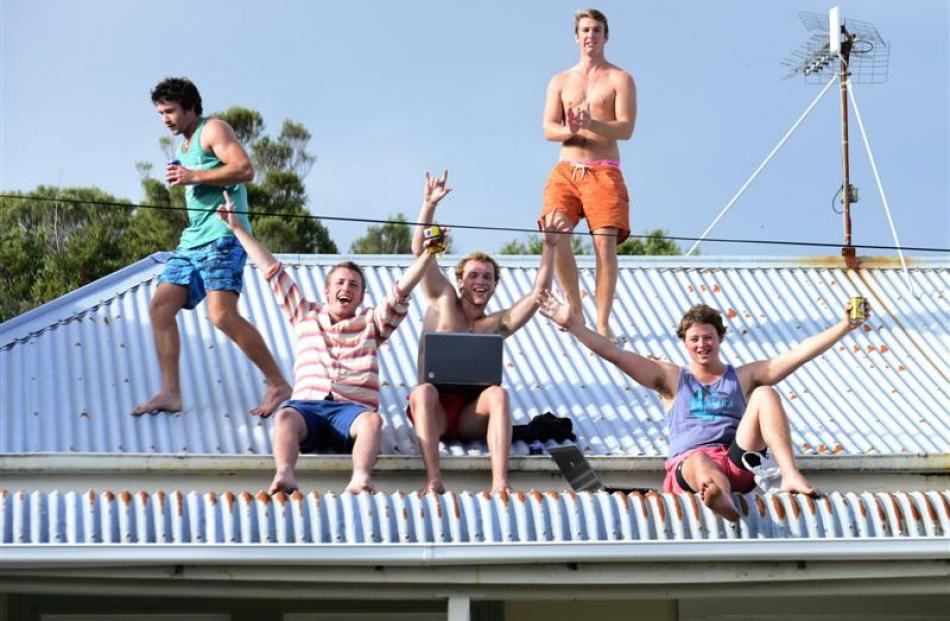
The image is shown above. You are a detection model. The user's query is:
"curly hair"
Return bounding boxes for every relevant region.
[150,77,203,115]
[455,251,501,283]
[676,304,727,340]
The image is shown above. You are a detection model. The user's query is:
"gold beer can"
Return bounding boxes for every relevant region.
[849,296,867,322]
[423,225,445,254]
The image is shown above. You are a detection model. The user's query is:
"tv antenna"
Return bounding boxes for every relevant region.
[688,7,909,292]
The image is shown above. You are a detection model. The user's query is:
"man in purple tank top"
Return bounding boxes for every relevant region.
[540,296,870,522]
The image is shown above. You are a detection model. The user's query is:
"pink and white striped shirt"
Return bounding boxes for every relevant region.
[265,262,410,410]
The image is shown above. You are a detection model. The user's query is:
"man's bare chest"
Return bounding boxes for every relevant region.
[562,79,616,114]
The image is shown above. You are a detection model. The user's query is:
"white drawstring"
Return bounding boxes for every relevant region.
[570,162,589,181]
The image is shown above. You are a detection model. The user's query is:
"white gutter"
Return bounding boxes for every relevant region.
[2,538,948,568]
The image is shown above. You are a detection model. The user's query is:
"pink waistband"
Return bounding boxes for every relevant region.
[562,159,621,169]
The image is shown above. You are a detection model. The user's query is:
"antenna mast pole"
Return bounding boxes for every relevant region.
[833,6,858,267]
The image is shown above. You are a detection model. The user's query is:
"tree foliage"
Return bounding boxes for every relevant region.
[617,229,681,256]
[0,186,149,321]
[0,108,337,321]
[498,233,590,255]
[211,108,333,253]
[498,229,681,256]
[350,213,412,254]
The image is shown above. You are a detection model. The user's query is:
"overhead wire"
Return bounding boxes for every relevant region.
[0,193,946,254]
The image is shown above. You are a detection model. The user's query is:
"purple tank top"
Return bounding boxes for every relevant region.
[666,365,747,458]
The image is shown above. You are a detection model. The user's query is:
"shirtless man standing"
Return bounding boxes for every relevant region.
[407,171,566,494]
[540,9,637,339]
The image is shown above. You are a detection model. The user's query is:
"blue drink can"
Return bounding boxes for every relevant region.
[166,159,181,185]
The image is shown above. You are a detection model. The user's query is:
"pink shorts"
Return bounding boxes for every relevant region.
[663,444,756,494]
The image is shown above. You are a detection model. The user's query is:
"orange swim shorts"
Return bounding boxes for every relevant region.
[539,161,630,243]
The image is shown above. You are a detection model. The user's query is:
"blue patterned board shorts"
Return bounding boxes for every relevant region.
[157,236,247,310]
[286,399,368,453]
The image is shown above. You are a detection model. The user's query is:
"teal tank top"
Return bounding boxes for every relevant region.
[176,118,252,248]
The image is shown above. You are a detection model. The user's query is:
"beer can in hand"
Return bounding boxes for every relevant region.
[849,296,867,322]
[423,225,446,254]
[166,159,182,186]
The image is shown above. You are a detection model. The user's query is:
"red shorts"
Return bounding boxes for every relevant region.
[539,161,630,243]
[663,444,756,494]
[406,391,476,440]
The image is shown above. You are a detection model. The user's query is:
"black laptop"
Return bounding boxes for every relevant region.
[548,444,649,494]
[422,332,504,393]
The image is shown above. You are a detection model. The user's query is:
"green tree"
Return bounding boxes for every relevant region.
[0,111,340,321]
[216,109,333,253]
[350,213,412,254]
[0,186,140,321]
[499,233,589,255]
[617,229,681,255]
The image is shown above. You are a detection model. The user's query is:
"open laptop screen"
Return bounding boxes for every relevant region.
[548,444,604,492]
[422,332,503,393]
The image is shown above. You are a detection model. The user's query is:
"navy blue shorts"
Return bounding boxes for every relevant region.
[285,399,368,453]
[157,236,247,310]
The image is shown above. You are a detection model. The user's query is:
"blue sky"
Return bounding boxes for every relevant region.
[2,0,947,257]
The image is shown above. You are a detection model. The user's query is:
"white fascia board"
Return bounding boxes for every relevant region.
[2,538,948,568]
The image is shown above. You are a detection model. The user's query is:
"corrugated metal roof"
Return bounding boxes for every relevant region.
[2,489,948,545]
[1,254,948,457]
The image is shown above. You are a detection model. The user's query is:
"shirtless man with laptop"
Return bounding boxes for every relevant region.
[406,171,568,494]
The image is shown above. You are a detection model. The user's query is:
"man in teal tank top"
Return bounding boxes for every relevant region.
[133,77,291,417]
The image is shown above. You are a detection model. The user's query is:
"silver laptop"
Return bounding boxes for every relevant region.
[548,444,605,492]
[548,444,650,494]
[422,332,504,393]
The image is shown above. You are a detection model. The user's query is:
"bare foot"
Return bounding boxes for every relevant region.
[419,481,446,495]
[132,392,182,416]
[269,468,299,495]
[490,481,513,494]
[781,470,819,496]
[700,480,740,522]
[345,474,376,494]
[251,381,293,417]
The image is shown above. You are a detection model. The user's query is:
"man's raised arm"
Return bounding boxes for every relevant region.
[740,300,870,390]
[373,240,441,340]
[497,215,571,336]
[539,290,678,398]
[217,190,275,271]
[218,192,310,324]
[411,170,454,300]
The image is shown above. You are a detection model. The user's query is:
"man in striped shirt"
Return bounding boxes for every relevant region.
[218,192,440,494]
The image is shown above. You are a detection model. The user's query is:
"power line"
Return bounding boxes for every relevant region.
[0,193,947,254]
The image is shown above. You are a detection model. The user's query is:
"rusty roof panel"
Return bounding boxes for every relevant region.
[2,489,948,545]
[1,255,947,457]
